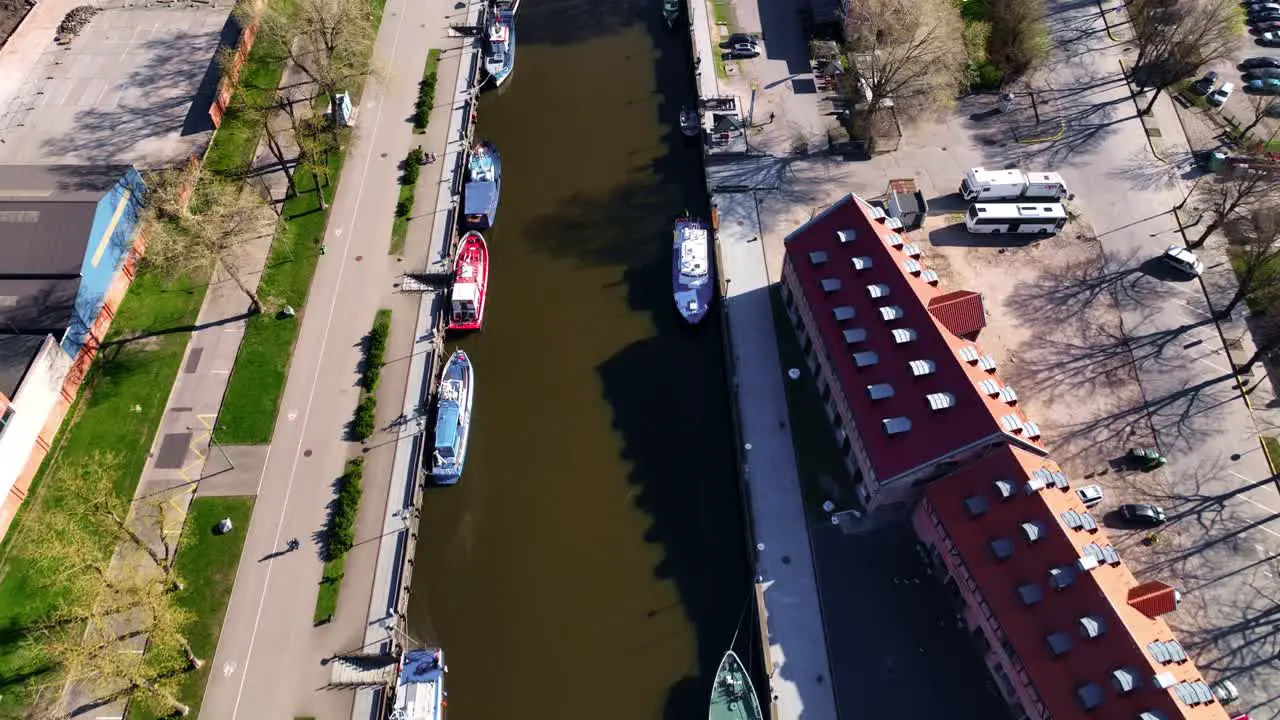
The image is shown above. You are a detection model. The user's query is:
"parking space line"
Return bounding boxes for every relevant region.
[1171,298,1211,317]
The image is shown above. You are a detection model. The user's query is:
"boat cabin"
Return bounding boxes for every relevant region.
[450,283,479,325]
[680,232,709,278]
[433,403,461,468]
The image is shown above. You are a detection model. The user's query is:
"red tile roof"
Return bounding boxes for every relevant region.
[928,290,987,338]
[922,445,1229,720]
[783,194,1044,483]
[1129,582,1180,619]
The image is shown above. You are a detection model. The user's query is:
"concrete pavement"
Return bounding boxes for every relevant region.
[198,0,471,716]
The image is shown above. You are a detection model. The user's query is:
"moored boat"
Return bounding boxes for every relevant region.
[662,0,680,27]
[389,647,446,720]
[483,0,517,88]
[673,215,713,324]
[447,231,490,332]
[679,106,701,137]
[708,650,761,720]
[463,141,501,229]
[431,351,474,485]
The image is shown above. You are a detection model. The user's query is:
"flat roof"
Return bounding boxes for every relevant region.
[783,194,1044,483]
[0,277,80,331]
[0,334,46,399]
[923,445,1229,719]
[0,164,130,276]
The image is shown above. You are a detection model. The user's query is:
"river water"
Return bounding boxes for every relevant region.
[405,0,752,716]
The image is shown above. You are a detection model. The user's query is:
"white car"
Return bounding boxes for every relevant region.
[1161,244,1205,276]
[1076,484,1104,507]
[1208,82,1234,106]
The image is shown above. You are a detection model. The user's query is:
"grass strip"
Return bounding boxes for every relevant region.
[390,148,424,255]
[0,273,206,717]
[768,289,859,520]
[413,49,442,134]
[214,148,347,445]
[314,458,363,625]
[129,497,255,720]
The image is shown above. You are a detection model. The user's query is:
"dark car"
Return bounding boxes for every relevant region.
[1120,503,1168,526]
[1256,20,1280,30]
[1191,70,1220,94]
[722,32,758,47]
[1261,31,1280,45]
[1246,67,1280,79]
[1243,55,1280,68]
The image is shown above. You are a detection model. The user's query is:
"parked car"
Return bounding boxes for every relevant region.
[1268,100,1280,115]
[1260,31,1280,45]
[1209,82,1236,105]
[1191,70,1220,94]
[721,32,758,47]
[1251,11,1280,21]
[728,42,760,58]
[1119,503,1168,526]
[1245,66,1280,78]
[1128,445,1170,469]
[1245,56,1280,70]
[1076,484,1104,507]
[1159,244,1204,275]
[1248,77,1280,93]
[1254,20,1280,30]
[1249,1,1280,11]
[1212,680,1239,704]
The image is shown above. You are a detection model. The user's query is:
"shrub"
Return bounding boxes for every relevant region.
[414,72,438,131]
[326,458,364,558]
[972,60,1004,90]
[362,310,391,392]
[402,151,421,185]
[396,199,411,217]
[353,394,376,440]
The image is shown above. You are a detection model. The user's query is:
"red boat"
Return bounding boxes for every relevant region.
[447,231,489,332]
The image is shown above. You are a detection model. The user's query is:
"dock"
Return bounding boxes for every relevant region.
[683,2,839,719]
[349,0,488,717]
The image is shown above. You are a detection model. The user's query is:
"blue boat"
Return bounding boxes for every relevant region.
[390,648,446,720]
[431,350,474,485]
[483,0,516,88]
[462,141,501,229]
[673,216,713,324]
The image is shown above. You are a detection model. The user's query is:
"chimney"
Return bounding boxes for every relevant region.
[1127,581,1179,618]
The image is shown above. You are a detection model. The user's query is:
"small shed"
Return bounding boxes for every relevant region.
[885,178,927,231]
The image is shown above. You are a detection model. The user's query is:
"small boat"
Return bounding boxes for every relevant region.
[462,141,501,229]
[431,351,474,485]
[447,231,490,333]
[673,215,713,325]
[483,0,517,88]
[662,0,680,27]
[389,647,446,720]
[679,106,701,137]
[709,650,761,720]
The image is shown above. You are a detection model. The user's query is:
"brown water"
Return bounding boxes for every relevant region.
[405,1,751,717]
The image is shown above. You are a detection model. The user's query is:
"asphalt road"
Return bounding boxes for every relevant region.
[197,0,450,717]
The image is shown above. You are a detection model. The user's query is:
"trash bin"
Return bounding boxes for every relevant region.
[1208,150,1228,172]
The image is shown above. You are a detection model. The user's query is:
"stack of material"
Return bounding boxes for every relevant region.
[56,5,100,41]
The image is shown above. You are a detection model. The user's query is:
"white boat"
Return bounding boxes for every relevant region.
[389,648,445,720]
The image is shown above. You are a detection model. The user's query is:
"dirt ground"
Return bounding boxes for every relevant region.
[918,213,1175,529]
[0,0,32,50]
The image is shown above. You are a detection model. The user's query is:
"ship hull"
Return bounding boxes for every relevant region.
[430,351,474,485]
[673,218,714,325]
[708,650,762,720]
[462,142,501,229]
[447,231,490,333]
[484,3,516,87]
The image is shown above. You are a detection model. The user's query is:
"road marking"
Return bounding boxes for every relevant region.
[1195,356,1230,373]
[287,410,298,421]
[223,661,237,678]
[1171,298,1210,317]
[230,7,412,720]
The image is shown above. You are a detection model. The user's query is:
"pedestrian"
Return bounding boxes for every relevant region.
[769,111,775,123]
[287,538,300,552]
[319,244,327,255]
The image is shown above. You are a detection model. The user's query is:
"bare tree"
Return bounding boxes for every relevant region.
[294,115,340,211]
[1218,210,1280,320]
[1192,169,1280,247]
[249,0,376,116]
[842,0,966,137]
[985,0,1048,77]
[142,170,277,312]
[1237,94,1279,141]
[1128,0,1244,115]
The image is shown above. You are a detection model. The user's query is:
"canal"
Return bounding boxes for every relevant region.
[404,0,753,716]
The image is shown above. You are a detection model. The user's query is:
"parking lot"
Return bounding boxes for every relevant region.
[0,5,231,167]
[1184,2,1280,139]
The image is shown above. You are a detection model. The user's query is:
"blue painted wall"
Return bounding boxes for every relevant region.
[61,166,145,356]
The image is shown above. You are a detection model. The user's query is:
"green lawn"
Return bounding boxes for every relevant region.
[128,497,255,720]
[215,150,346,445]
[0,273,206,717]
[768,290,860,520]
[313,554,346,625]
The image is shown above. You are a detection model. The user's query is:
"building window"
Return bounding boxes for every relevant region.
[0,406,13,440]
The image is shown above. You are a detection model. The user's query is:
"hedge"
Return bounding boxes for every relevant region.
[326,458,363,559]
